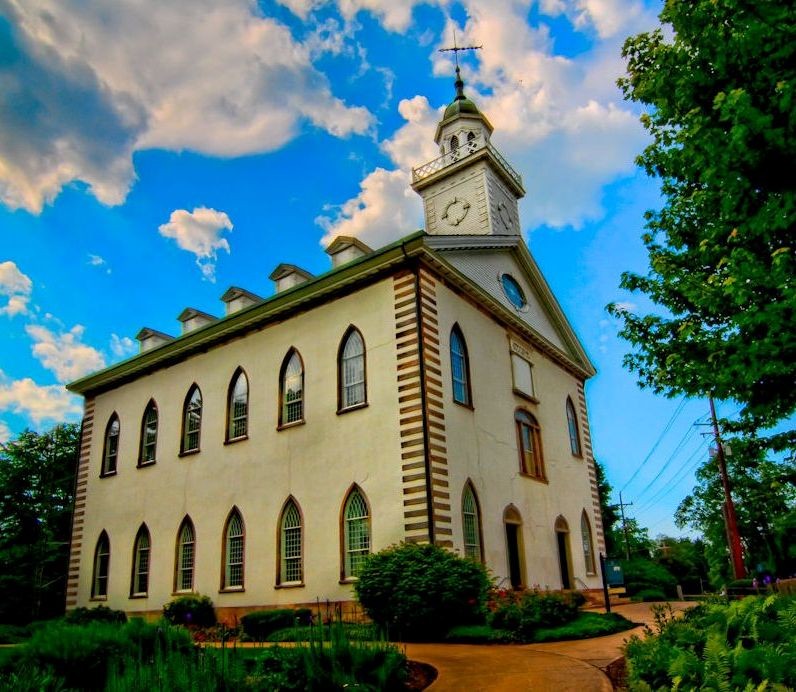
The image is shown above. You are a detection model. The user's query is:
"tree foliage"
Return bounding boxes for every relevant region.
[610,0,796,449]
[0,424,80,623]
[675,438,796,585]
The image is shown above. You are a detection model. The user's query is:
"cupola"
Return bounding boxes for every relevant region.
[177,308,217,334]
[269,264,314,293]
[135,327,173,353]
[220,286,261,315]
[324,235,373,268]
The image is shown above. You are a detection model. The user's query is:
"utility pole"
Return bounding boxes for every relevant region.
[610,492,634,560]
[709,396,746,579]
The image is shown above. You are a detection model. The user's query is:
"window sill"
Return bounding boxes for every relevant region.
[519,472,549,484]
[275,582,305,589]
[571,452,584,460]
[172,590,196,596]
[99,470,117,479]
[219,586,245,593]
[129,593,148,599]
[513,389,539,404]
[336,402,368,415]
[339,577,359,585]
[224,435,249,446]
[90,596,108,602]
[585,571,597,577]
[179,449,200,458]
[277,420,305,431]
[453,399,474,411]
[137,460,156,469]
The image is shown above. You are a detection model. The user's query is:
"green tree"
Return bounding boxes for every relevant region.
[595,460,621,556]
[651,536,709,593]
[675,439,796,585]
[0,424,80,623]
[609,0,796,450]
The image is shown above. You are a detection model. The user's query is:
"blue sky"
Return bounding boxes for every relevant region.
[0,0,727,540]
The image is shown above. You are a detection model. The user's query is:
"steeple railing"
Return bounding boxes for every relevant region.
[411,135,523,188]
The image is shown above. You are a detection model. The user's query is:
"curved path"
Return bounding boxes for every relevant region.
[404,602,692,691]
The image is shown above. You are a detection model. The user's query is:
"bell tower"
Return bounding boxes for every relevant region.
[411,66,525,236]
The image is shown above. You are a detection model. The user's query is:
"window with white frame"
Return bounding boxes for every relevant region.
[176,518,195,592]
[139,400,158,465]
[279,500,303,584]
[462,483,483,562]
[92,531,110,598]
[227,369,249,440]
[181,386,202,453]
[101,414,120,476]
[131,525,150,596]
[280,350,304,425]
[450,325,471,406]
[343,488,370,579]
[581,511,596,575]
[566,397,582,457]
[339,329,366,410]
[223,510,244,589]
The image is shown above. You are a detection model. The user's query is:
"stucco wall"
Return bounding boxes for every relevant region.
[78,277,406,613]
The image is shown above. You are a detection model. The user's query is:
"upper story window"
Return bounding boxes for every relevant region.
[181,385,202,454]
[501,274,526,310]
[279,350,304,427]
[462,482,483,562]
[515,409,545,480]
[342,486,371,580]
[227,368,249,441]
[92,531,110,599]
[581,510,596,575]
[450,134,459,152]
[101,414,120,476]
[450,325,472,406]
[175,517,195,593]
[223,508,245,590]
[511,353,535,399]
[566,397,582,457]
[339,328,366,411]
[131,524,150,597]
[138,400,158,466]
[278,498,303,585]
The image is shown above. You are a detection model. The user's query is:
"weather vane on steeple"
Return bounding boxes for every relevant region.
[439,30,482,100]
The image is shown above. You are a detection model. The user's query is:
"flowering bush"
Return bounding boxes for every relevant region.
[488,589,582,637]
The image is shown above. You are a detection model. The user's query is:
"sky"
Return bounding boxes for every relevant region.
[0,0,729,540]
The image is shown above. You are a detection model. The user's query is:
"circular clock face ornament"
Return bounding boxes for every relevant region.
[501,273,526,309]
[497,202,513,230]
[442,197,471,226]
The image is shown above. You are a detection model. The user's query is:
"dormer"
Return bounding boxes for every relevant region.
[269,264,314,293]
[177,308,217,334]
[220,286,261,315]
[135,327,173,353]
[324,235,373,268]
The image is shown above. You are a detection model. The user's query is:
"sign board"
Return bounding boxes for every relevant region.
[605,559,624,586]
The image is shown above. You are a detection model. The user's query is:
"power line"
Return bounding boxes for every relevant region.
[633,423,700,501]
[634,437,709,514]
[620,396,688,493]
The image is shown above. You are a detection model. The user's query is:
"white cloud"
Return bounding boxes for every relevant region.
[0,0,374,213]
[611,300,637,313]
[158,207,233,282]
[87,254,111,274]
[0,261,33,316]
[0,373,83,425]
[26,324,106,382]
[0,420,11,444]
[110,333,137,359]
[336,0,418,31]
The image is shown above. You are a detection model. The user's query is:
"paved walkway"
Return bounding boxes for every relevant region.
[404,601,692,691]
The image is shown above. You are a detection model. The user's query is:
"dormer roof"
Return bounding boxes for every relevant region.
[268,264,314,282]
[220,286,261,304]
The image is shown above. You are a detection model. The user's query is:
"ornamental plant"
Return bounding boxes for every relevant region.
[354,542,491,640]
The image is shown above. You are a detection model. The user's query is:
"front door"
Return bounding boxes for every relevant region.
[506,523,522,589]
[557,530,571,589]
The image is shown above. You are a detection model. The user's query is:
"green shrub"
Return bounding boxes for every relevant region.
[240,608,312,641]
[445,624,516,643]
[489,590,581,637]
[531,612,634,642]
[64,604,127,625]
[355,542,491,640]
[621,557,677,597]
[162,594,216,628]
[267,622,376,642]
[633,588,667,602]
[0,623,30,644]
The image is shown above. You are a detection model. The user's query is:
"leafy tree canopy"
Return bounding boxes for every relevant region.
[0,424,80,623]
[610,0,796,450]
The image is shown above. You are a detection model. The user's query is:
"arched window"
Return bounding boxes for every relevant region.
[339,328,366,410]
[92,531,110,598]
[581,510,596,575]
[222,509,245,589]
[467,131,476,142]
[450,134,459,152]
[138,400,158,466]
[342,486,370,579]
[227,368,249,441]
[566,397,582,457]
[278,498,303,585]
[101,414,120,476]
[175,517,195,592]
[279,350,304,426]
[131,524,151,596]
[450,325,472,406]
[462,482,483,562]
[181,385,202,453]
[515,410,545,479]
